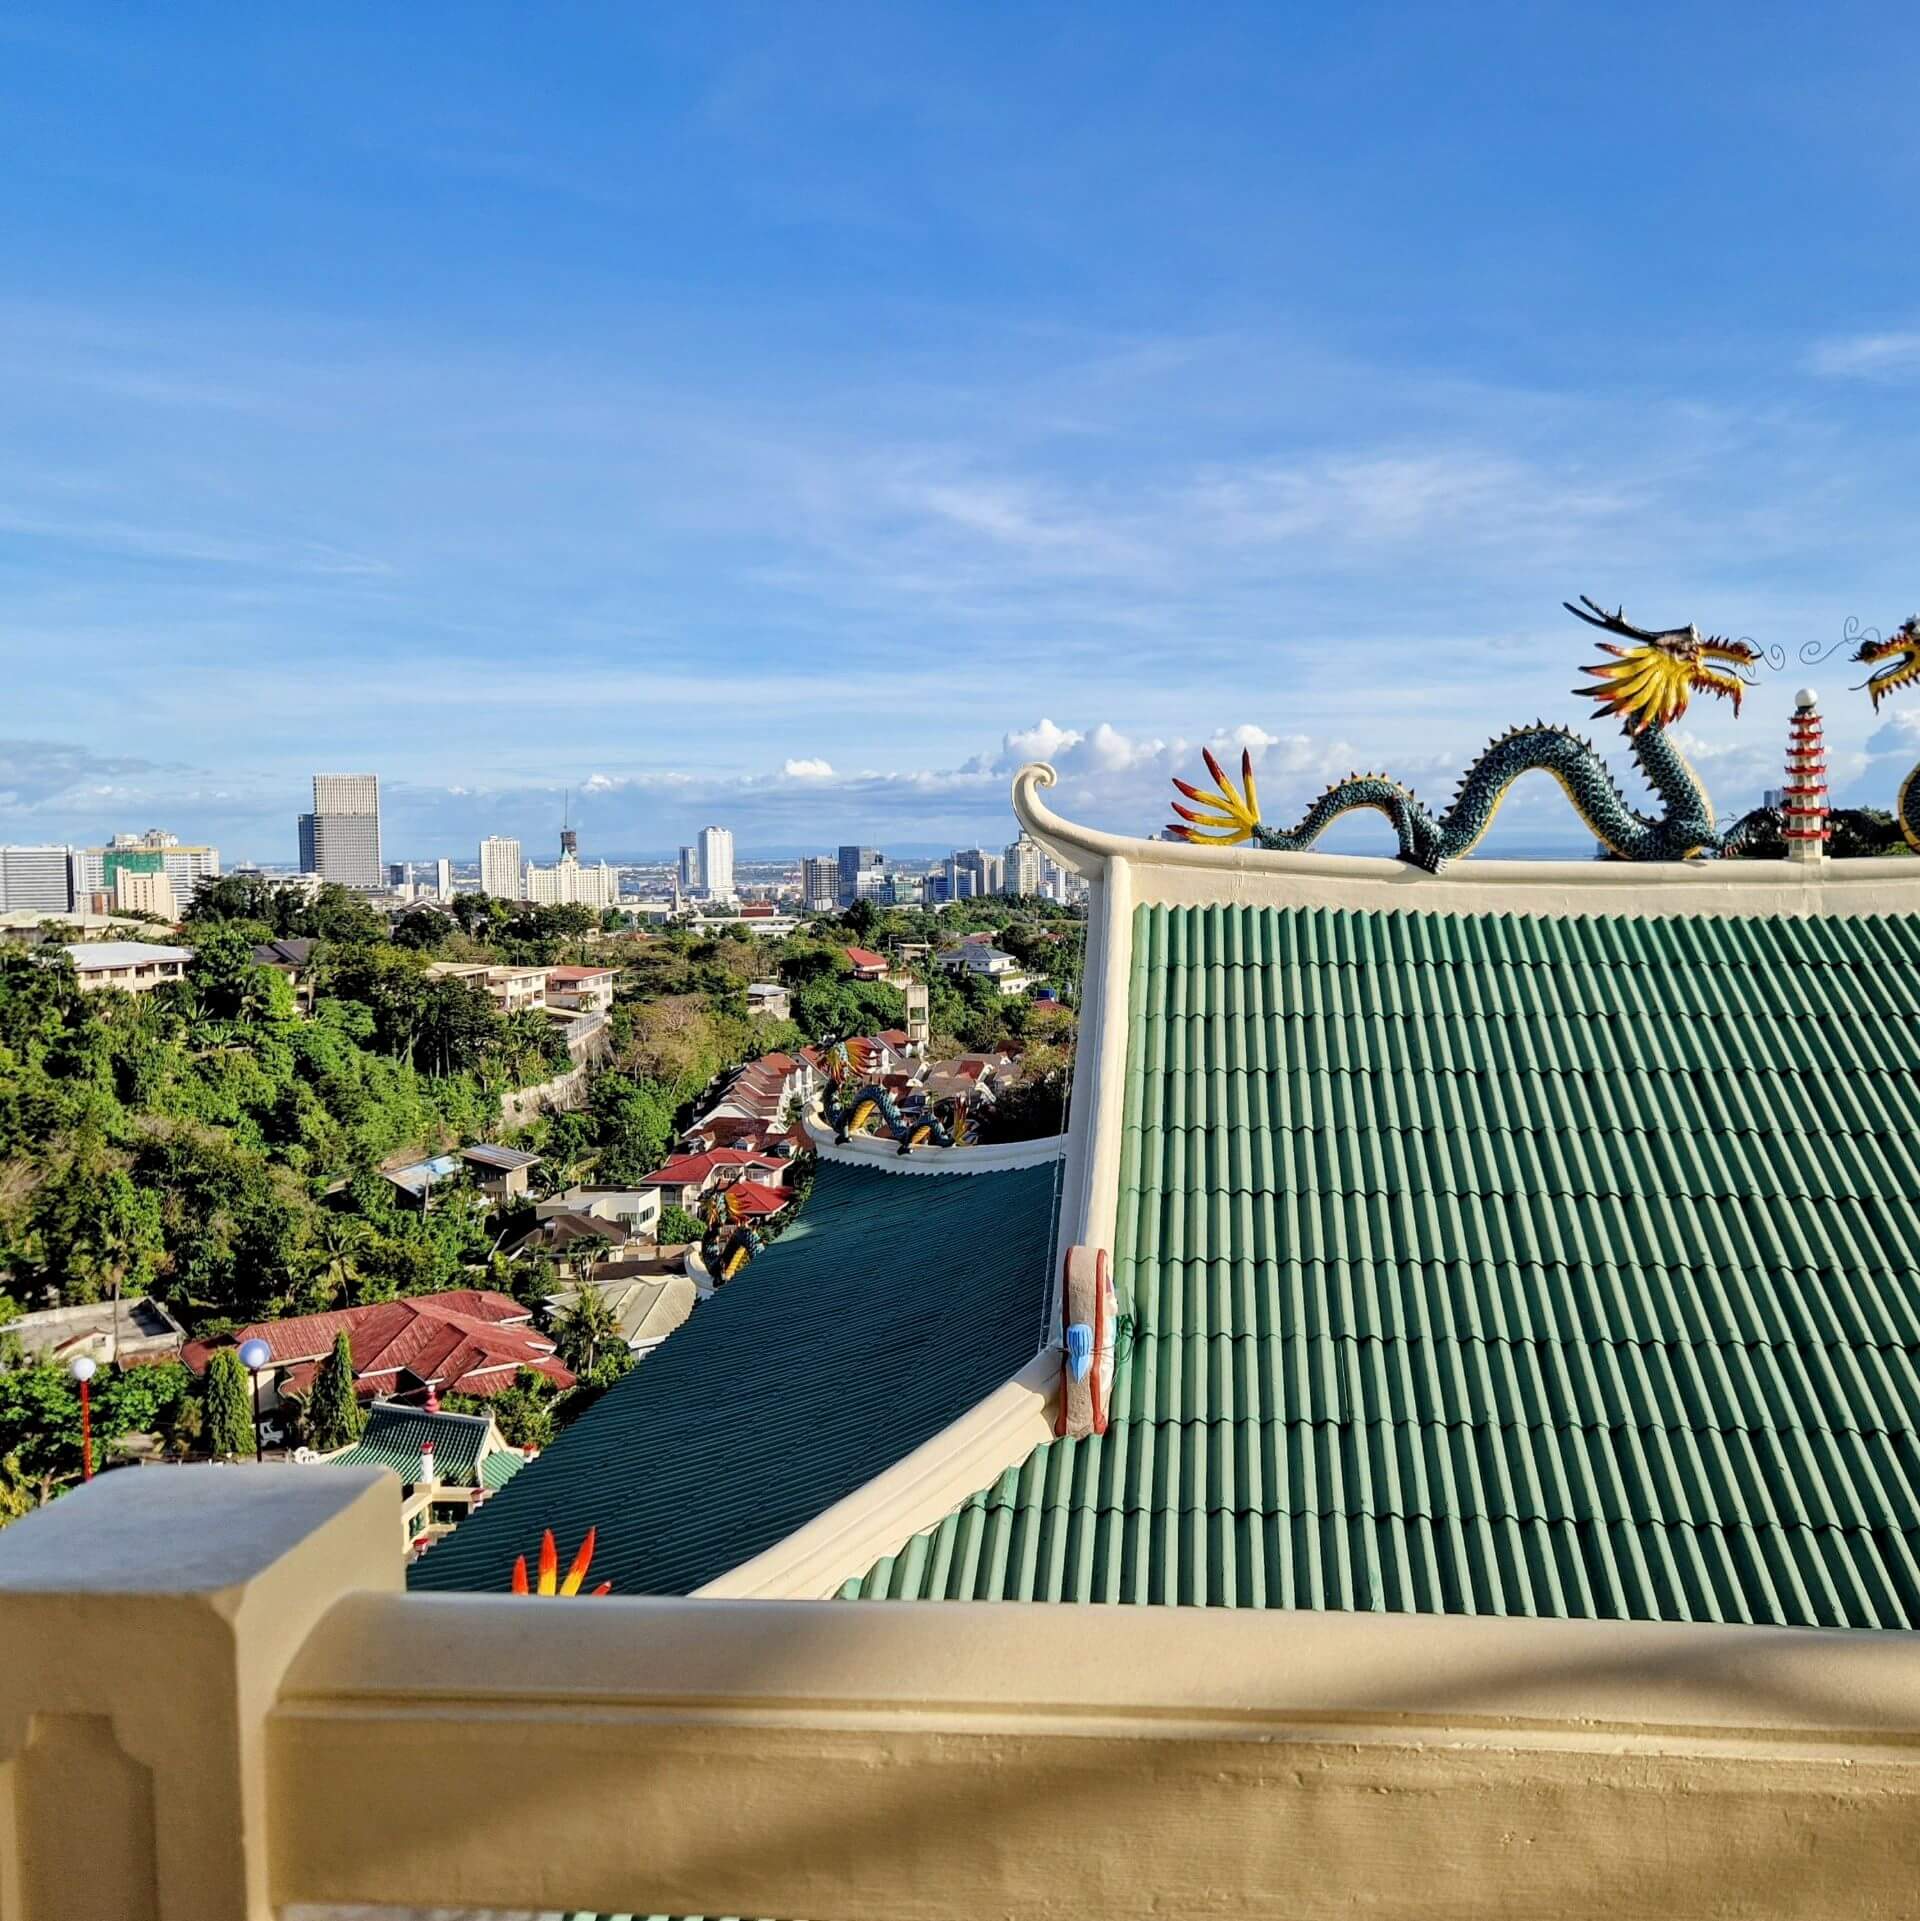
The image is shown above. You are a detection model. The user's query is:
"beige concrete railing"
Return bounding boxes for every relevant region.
[6,1469,1920,1920]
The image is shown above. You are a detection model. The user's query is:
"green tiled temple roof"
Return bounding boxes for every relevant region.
[848,901,1920,1627]
[411,1157,1059,1596]
[332,1405,518,1490]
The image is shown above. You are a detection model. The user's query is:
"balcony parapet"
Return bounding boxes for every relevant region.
[6,1469,1920,1919]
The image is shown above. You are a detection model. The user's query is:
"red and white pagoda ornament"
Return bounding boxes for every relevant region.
[1782,689,1829,863]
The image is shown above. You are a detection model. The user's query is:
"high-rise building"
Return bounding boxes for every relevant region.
[523,854,618,909]
[799,856,839,913]
[698,825,734,901]
[387,862,410,890]
[72,831,220,908]
[434,858,453,902]
[113,868,178,920]
[297,814,316,874]
[309,774,382,890]
[945,847,1003,900]
[1004,834,1043,898]
[479,837,523,900]
[678,844,702,892]
[837,845,884,907]
[0,846,76,916]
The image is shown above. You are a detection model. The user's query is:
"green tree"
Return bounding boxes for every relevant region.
[307,1331,364,1450]
[454,1367,557,1449]
[657,1203,706,1245]
[204,1348,256,1459]
[554,1279,621,1376]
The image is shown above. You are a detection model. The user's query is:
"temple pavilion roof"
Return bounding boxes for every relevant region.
[407,1157,1059,1596]
[847,897,1920,1628]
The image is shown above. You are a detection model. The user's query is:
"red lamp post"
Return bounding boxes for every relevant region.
[70,1355,97,1481]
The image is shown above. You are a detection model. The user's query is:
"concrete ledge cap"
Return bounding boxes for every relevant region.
[0,1464,396,1594]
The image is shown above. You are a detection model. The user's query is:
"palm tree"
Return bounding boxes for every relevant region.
[318,1215,372,1310]
[555,1268,622,1377]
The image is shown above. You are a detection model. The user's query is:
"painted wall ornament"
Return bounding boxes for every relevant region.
[1168,596,1771,870]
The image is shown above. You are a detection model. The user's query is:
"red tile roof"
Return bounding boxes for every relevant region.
[185,1290,573,1402]
[545,965,617,982]
[641,1148,786,1189]
[724,1181,795,1218]
[844,946,887,970]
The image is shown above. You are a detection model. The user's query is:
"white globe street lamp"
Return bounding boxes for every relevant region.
[237,1339,271,1463]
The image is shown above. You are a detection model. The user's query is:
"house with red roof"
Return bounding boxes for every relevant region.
[183,1289,573,1428]
[639,1148,789,1212]
[844,945,888,980]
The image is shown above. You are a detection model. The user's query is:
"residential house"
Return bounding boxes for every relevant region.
[184,1289,571,1422]
[545,1269,697,1359]
[543,965,618,1014]
[424,961,552,1015]
[639,1148,788,1213]
[507,1209,635,1276]
[534,1185,663,1241]
[324,1399,528,1557]
[457,1143,541,1202]
[250,936,318,1008]
[63,940,190,993]
[844,945,888,980]
[936,942,1034,996]
[746,980,791,1020]
[4,1296,187,1369]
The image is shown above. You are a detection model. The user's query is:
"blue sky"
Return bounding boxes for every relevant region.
[2,3,1917,861]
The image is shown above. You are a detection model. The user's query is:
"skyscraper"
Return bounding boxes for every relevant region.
[479,836,523,900]
[678,844,702,891]
[799,856,838,913]
[433,857,453,902]
[309,774,382,890]
[698,825,735,901]
[0,846,76,915]
[1004,834,1043,897]
[297,814,316,874]
[945,847,1003,899]
[837,845,883,907]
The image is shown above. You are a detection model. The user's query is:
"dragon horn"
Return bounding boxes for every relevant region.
[537,1528,559,1595]
[1201,746,1231,791]
[1241,748,1260,822]
[1171,776,1210,802]
[511,1554,529,1595]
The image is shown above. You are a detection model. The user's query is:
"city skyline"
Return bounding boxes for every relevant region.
[4,11,1917,861]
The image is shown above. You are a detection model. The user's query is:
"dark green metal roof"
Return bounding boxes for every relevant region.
[848,901,1920,1628]
[410,1157,1059,1596]
[331,1405,519,1491]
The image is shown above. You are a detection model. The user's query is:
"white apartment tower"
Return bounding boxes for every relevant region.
[1004,834,1044,897]
[697,825,734,901]
[309,774,382,890]
[799,856,838,913]
[479,836,523,900]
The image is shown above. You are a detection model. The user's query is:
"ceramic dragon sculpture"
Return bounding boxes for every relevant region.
[1167,596,1765,870]
[699,1187,768,1283]
[820,1041,976,1153]
[1853,615,1920,851]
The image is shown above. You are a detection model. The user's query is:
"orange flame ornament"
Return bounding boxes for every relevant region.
[509,1526,612,1596]
[1168,746,1262,845]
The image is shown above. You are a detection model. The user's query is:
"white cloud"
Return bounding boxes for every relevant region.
[1807,332,1920,379]
[1867,709,1920,758]
[781,756,835,778]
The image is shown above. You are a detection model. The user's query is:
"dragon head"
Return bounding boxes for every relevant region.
[1566,596,1759,732]
[1853,615,1920,711]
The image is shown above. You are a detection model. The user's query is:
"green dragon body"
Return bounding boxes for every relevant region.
[1170,597,1764,870]
[1853,616,1920,852]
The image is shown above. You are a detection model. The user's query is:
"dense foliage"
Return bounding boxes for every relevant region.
[0,887,1086,1521]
